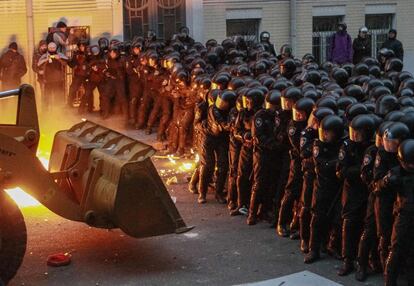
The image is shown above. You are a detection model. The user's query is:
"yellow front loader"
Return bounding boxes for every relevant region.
[0,85,192,284]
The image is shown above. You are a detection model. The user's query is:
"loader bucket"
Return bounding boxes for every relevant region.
[49,121,192,238]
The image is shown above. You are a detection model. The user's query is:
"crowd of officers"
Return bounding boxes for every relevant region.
[16,23,414,285]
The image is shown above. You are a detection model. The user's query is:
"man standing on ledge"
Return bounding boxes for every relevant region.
[328,22,353,65]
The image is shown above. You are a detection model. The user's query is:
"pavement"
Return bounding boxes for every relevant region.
[9,110,384,286]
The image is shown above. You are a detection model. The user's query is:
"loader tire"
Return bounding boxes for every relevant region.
[0,190,27,285]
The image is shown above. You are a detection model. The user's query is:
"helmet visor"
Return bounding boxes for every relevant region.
[215,96,229,111]
[318,128,336,143]
[383,138,400,153]
[281,97,294,111]
[375,134,383,148]
[349,127,364,142]
[292,108,307,122]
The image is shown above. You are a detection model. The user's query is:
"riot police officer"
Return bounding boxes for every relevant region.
[198,90,237,204]
[384,139,414,286]
[373,122,410,269]
[278,97,314,237]
[304,115,344,264]
[336,114,375,276]
[299,107,336,253]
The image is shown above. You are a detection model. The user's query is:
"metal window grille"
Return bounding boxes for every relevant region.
[226,19,260,45]
[312,16,343,64]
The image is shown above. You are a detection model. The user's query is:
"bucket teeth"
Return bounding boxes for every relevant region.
[49,120,190,238]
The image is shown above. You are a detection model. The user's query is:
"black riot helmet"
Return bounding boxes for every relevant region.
[370,86,392,101]
[400,88,414,98]
[349,114,376,143]
[342,63,354,77]
[384,110,405,122]
[293,97,315,122]
[308,107,335,130]
[376,121,393,148]
[363,78,384,94]
[344,84,365,101]
[280,44,293,58]
[316,96,338,113]
[98,37,109,52]
[318,115,344,143]
[302,53,315,65]
[280,58,296,78]
[305,70,321,85]
[362,57,380,67]
[205,39,218,50]
[337,96,357,112]
[212,74,231,90]
[265,90,282,110]
[399,96,414,107]
[332,68,349,87]
[353,63,370,76]
[215,90,237,111]
[385,58,404,73]
[228,77,246,91]
[383,122,410,153]
[345,103,369,123]
[377,48,395,64]
[398,139,414,172]
[261,77,277,89]
[375,94,398,117]
[260,31,271,42]
[369,65,381,78]
[272,80,289,92]
[281,86,302,111]
[208,89,221,106]
[244,88,265,111]
[303,89,320,102]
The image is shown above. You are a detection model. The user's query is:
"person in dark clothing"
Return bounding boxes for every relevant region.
[32,40,47,98]
[355,120,388,282]
[259,31,276,56]
[0,42,27,90]
[381,29,404,61]
[299,107,335,254]
[304,115,344,264]
[37,42,68,111]
[68,41,88,108]
[198,90,236,204]
[353,27,371,64]
[101,46,127,119]
[384,139,414,286]
[231,88,262,216]
[328,22,353,65]
[373,122,409,270]
[83,45,105,113]
[126,42,143,127]
[336,115,375,276]
[278,97,314,238]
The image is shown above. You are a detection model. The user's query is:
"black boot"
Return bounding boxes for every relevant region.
[277,224,290,237]
[215,192,227,204]
[338,259,354,276]
[247,191,259,226]
[355,263,367,282]
[304,250,320,264]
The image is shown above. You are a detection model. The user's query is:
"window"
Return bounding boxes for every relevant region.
[312,16,343,64]
[365,14,394,56]
[226,19,260,44]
